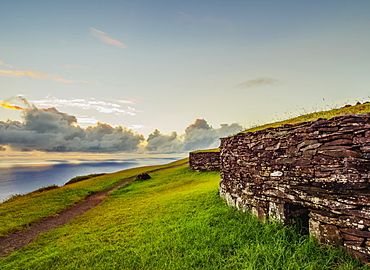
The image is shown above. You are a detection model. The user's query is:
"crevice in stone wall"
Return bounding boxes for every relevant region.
[286,203,310,234]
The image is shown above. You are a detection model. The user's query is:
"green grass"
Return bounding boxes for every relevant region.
[64,173,106,185]
[241,102,370,134]
[0,165,366,269]
[0,158,188,237]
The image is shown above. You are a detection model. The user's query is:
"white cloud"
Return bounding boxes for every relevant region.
[116,99,136,105]
[73,115,99,127]
[107,97,137,105]
[128,124,145,130]
[30,96,139,115]
[91,28,126,48]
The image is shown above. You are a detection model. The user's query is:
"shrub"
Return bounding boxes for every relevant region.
[64,173,106,185]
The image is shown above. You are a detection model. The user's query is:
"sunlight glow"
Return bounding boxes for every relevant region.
[0,102,23,110]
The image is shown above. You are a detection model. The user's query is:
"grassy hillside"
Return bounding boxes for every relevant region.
[0,164,367,269]
[0,159,189,237]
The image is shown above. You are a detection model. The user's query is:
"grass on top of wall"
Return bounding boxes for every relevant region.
[0,158,188,237]
[192,102,370,152]
[241,102,370,134]
[0,165,366,269]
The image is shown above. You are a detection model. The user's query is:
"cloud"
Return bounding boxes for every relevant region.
[1,97,243,154]
[0,102,23,110]
[72,115,99,126]
[30,96,139,115]
[146,119,243,153]
[0,69,78,83]
[236,77,280,89]
[182,119,242,151]
[91,28,126,48]
[115,99,136,105]
[0,60,14,68]
[0,97,144,152]
[2,95,32,109]
[128,124,145,130]
[146,130,180,152]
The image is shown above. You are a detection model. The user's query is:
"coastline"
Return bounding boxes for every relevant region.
[0,154,186,202]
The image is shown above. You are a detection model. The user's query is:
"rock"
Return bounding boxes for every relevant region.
[341,233,365,242]
[323,139,353,146]
[321,224,343,245]
[343,247,370,263]
[189,151,220,171]
[340,228,370,238]
[135,173,151,181]
[270,171,283,177]
[354,137,370,144]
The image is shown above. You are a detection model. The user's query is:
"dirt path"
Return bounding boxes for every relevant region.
[0,162,188,258]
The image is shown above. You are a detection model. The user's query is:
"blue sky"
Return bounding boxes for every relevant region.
[1,0,370,149]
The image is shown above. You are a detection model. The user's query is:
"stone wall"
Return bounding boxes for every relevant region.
[219,114,370,263]
[189,151,220,171]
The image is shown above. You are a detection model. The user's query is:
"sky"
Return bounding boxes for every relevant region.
[1,1,370,156]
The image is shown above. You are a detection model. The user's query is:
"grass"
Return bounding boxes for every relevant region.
[241,102,370,134]
[0,164,367,269]
[0,158,188,237]
[64,173,106,185]
[6,185,60,201]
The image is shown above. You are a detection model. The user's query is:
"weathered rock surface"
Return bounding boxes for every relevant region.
[135,173,151,181]
[219,113,370,263]
[189,151,220,171]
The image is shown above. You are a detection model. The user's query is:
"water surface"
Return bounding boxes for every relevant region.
[0,157,180,202]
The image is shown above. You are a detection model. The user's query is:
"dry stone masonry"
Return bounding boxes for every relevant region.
[219,114,370,263]
[189,151,220,172]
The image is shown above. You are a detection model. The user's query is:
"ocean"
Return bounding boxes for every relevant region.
[0,156,182,202]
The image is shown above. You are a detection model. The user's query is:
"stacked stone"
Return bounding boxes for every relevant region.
[219,114,370,263]
[189,151,220,171]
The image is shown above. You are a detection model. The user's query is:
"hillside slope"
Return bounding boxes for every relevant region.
[0,159,189,238]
